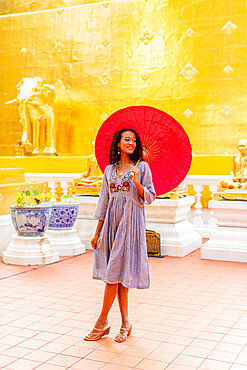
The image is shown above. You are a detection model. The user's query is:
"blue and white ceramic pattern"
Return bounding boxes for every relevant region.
[10,205,52,237]
[48,203,79,230]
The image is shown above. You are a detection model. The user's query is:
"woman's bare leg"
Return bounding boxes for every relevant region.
[117,283,131,328]
[93,283,118,330]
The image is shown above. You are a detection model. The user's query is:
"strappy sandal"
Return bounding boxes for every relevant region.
[84,325,111,341]
[114,325,132,343]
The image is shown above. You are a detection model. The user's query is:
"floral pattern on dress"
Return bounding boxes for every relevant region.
[109,164,132,194]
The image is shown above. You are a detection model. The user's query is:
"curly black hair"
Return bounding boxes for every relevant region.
[109,128,143,164]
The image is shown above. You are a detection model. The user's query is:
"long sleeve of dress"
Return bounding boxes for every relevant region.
[94,169,110,220]
[139,162,156,205]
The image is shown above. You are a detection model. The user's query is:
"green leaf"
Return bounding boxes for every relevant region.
[25,190,31,196]
[33,190,40,196]
[25,186,31,190]
[15,193,24,205]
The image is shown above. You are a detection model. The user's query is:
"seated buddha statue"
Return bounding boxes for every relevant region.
[73,141,103,189]
[220,139,247,190]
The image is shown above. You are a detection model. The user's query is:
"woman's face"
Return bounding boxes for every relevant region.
[118,130,136,156]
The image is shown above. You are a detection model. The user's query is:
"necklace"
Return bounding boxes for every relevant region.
[117,161,133,177]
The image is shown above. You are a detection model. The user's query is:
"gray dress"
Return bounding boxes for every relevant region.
[93,161,156,289]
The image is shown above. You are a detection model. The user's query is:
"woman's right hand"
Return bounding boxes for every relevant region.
[91,234,99,249]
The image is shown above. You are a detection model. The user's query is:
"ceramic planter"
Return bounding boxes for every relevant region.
[10,205,52,237]
[48,203,79,230]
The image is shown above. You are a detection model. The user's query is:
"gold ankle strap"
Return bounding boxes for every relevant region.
[93,327,105,332]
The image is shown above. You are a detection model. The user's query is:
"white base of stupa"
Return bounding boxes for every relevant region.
[47,228,85,256]
[76,195,202,256]
[2,234,59,266]
[202,227,247,263]
[77,220,96,250]
[146,197,202,257]
[201,200,247,263]
[147,220,202,257]
[76,196,99,250]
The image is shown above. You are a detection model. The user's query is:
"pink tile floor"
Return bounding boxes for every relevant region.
[0,248,247,370]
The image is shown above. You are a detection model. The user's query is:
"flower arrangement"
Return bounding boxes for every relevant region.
[60,195,78,203]
[44,192,77,204]
[11,186,52,237]
[15,186,45,207]
[44,192,58,203]
[15,188,78,207]
[13,187,79,233]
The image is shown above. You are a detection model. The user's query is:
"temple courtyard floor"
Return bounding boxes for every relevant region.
[0,247,246,370]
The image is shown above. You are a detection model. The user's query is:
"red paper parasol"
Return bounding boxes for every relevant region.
[95,106,192,196]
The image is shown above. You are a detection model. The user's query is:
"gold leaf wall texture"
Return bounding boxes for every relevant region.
[0,0,116,15]
[0,0,246,156]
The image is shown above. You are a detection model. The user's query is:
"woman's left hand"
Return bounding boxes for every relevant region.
[129,166,140,183]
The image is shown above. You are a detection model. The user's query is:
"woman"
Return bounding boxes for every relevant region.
[84,128,156,343]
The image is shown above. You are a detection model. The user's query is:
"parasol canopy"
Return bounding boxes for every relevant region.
[95,106,192,196]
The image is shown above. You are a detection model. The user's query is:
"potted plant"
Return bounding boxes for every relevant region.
[46,193,79,230]
[11,187,52,237]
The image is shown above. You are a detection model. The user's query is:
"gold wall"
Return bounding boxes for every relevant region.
[0,0,116,15]
[0,0,246,157]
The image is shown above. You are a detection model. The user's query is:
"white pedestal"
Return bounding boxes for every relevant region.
[76,195,201,256]
[76,196,98,249]
[146,197,202,257]
[202,200,247,263]
[0,214,15,256]
[2,234,59,266]
[47,228,85,256]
